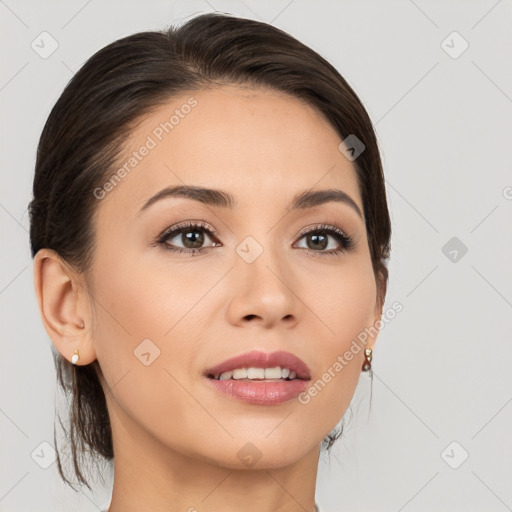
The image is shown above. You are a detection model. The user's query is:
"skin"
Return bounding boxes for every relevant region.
[34,85,383,512]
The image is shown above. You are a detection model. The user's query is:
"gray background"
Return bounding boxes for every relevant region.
[1,0,511,511]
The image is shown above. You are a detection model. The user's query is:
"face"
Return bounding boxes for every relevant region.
[86,85,381,469]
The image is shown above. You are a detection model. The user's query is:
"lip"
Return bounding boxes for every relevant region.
[204,378,310,405]
[204,350,312,380]
[203,349,312,406]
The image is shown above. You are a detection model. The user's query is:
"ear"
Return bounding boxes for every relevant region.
[33,248,97,366]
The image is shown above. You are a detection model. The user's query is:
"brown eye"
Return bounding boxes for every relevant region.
[157,221,219,254]
[304,232,329,250]
[170,229,206,249]
[295,225,354,256]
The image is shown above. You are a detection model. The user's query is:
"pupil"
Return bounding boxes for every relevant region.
[183,230,204,248]
[308,233,327,250]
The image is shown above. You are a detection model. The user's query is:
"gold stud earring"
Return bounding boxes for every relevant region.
[71,349,80,365]
[362,348,373,372]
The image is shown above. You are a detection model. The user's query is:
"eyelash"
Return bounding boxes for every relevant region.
[155,221,355,257]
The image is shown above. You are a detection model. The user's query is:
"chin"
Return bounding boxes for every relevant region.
[193,435,315,470]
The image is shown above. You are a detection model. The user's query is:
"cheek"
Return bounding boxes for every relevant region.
[89,249,208,444]
[91,241,210,340]
[89,242,214,383]
[305,256,377,346]
[296,258,376,424]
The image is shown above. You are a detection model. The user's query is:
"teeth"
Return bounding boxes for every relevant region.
[232,368,248,379]
[213,366,297,381]
[247,367,265,379]
[265,367,282,379]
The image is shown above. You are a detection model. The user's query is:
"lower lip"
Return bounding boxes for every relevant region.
[204,377,310,405]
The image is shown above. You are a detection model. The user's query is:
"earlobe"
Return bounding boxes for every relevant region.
[33,249,96,365]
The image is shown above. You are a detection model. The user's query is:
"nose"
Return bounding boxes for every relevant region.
[225,243,300,329]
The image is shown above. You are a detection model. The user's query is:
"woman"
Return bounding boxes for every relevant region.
[29,12,391,512]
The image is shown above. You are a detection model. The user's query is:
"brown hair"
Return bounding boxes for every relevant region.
[29,12,391,490]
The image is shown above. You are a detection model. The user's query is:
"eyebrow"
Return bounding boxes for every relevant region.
[137,185,363,219]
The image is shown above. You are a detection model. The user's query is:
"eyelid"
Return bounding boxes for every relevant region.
[296,223,349,239]
[157,220,218,241]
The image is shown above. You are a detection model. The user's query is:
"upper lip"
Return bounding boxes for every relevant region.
[204,350,311,380]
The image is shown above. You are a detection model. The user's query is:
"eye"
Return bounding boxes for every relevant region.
[294,224,355,256]
[156,221,219,255]
[154,221,355,257]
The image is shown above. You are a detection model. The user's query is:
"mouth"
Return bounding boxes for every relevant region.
[203,350,311,405]
[207,366,301,381]
[204,350,311,382]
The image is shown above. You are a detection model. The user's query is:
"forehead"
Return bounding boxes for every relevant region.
[95,85,361,219]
